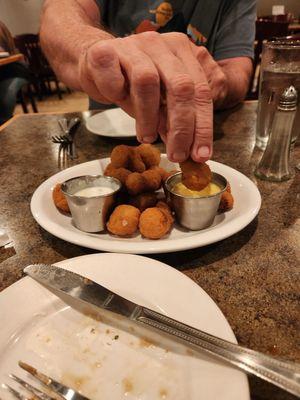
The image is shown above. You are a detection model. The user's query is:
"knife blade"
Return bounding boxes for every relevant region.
[24,264,300,397]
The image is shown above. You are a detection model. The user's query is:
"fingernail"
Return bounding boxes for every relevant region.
[197,146,210,158]
[142,136,155,144]
[171,151,187,162]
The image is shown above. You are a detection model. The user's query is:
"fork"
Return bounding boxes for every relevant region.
[52,117,80,159]
[2,361,90,400]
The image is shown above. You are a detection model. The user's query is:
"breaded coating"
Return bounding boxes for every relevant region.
[110,145,131,168]
[162,169,180,182]
[104,163,131,186]
[141,169,162,191]
[125,172,146,195]
[149,166,178,182]
[180,158,212,191]
[139,207,173,239]
[137,144,161,167]
[128,147,146,173]
[219,185,234,212]
[107,205,140,236]
[149,166,166,178]
[52,183,70,213]
[156,201,174,224]
[129,192,158,211]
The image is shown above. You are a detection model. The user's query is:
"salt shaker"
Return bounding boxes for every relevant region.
[255,86,298,182]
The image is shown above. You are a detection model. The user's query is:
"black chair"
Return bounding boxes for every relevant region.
[14,34,62,100]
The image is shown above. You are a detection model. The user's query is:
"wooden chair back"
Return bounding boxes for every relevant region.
[14,34,52,78]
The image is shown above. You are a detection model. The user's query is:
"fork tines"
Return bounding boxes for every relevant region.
[1,361,91,400]
[51,135,72,144]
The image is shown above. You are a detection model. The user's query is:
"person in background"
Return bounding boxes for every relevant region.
[0,21,31,125]
[40,0,256,163]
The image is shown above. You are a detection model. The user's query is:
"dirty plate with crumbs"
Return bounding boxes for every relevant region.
[0,254,250,399]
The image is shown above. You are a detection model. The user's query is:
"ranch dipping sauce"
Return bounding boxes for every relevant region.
[74,186,114,197]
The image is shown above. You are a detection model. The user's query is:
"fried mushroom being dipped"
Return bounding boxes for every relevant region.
[180,158,212,191]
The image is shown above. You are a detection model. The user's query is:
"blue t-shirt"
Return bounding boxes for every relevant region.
[90,0,256,109]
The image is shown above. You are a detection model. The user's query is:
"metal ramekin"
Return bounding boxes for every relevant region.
[61,175,121,232]
[164,172,227,230]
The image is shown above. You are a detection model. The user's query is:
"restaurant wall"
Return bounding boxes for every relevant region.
[0,0,43,35]
[257,0,300,17]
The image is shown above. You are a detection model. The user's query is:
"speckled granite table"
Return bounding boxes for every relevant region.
[0,103,299,400]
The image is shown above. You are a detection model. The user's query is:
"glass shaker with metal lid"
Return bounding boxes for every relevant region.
[255,85,298,181]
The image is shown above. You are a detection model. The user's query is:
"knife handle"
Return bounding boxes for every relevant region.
[138,308,300,397]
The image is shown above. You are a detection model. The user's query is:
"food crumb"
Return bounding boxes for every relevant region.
[160,388,168,398]
[139,337,155,348]
[122,377,133,393]
[90,328,96,334]
[106,329,110,334]
[114,335,119,340]
[186,349,194,356]
[94,362,102,368]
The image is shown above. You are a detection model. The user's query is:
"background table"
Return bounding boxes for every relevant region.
[0,102,299,400]
[288,23,300,34]
[0,53,24,67]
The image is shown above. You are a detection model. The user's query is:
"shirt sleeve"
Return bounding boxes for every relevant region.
[213,0,256,61]
[93,0,106,18]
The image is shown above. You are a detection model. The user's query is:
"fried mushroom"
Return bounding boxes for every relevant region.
[139,207,173,239]
[52,183,70,213]
[180,158,212,191]
[107,205,140,236]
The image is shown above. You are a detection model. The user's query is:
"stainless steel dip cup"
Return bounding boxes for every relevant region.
[164,172,227,230]
[61,175,121,233]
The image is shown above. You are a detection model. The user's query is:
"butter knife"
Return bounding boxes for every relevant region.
[24,264,300,397]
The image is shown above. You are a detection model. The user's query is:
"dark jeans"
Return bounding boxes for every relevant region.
[0,62,31,124]
[0,77,28,124]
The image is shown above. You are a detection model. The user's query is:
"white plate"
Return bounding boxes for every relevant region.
[31,156,261,254]
[0,253,249,399]
[86,108,136,138]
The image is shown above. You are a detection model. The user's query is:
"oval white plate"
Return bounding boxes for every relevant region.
[31,156,261,254]
[0,253,249,399]
[86,108,136,138]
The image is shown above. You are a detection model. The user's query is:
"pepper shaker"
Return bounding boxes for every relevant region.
[255,86,298,182]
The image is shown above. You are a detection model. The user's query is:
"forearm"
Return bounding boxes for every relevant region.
[216,57,253,109]
[40,0,113,89]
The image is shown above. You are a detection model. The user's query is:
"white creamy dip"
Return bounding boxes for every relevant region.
[74,186,113,197]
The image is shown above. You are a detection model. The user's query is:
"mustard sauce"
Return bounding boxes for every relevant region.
[173,182,220,197]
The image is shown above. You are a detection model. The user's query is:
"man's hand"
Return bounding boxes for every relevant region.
[78,32,214,163]
[41,0,252,163]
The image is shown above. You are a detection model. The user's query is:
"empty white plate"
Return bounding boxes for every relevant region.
[86,108,136,138]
